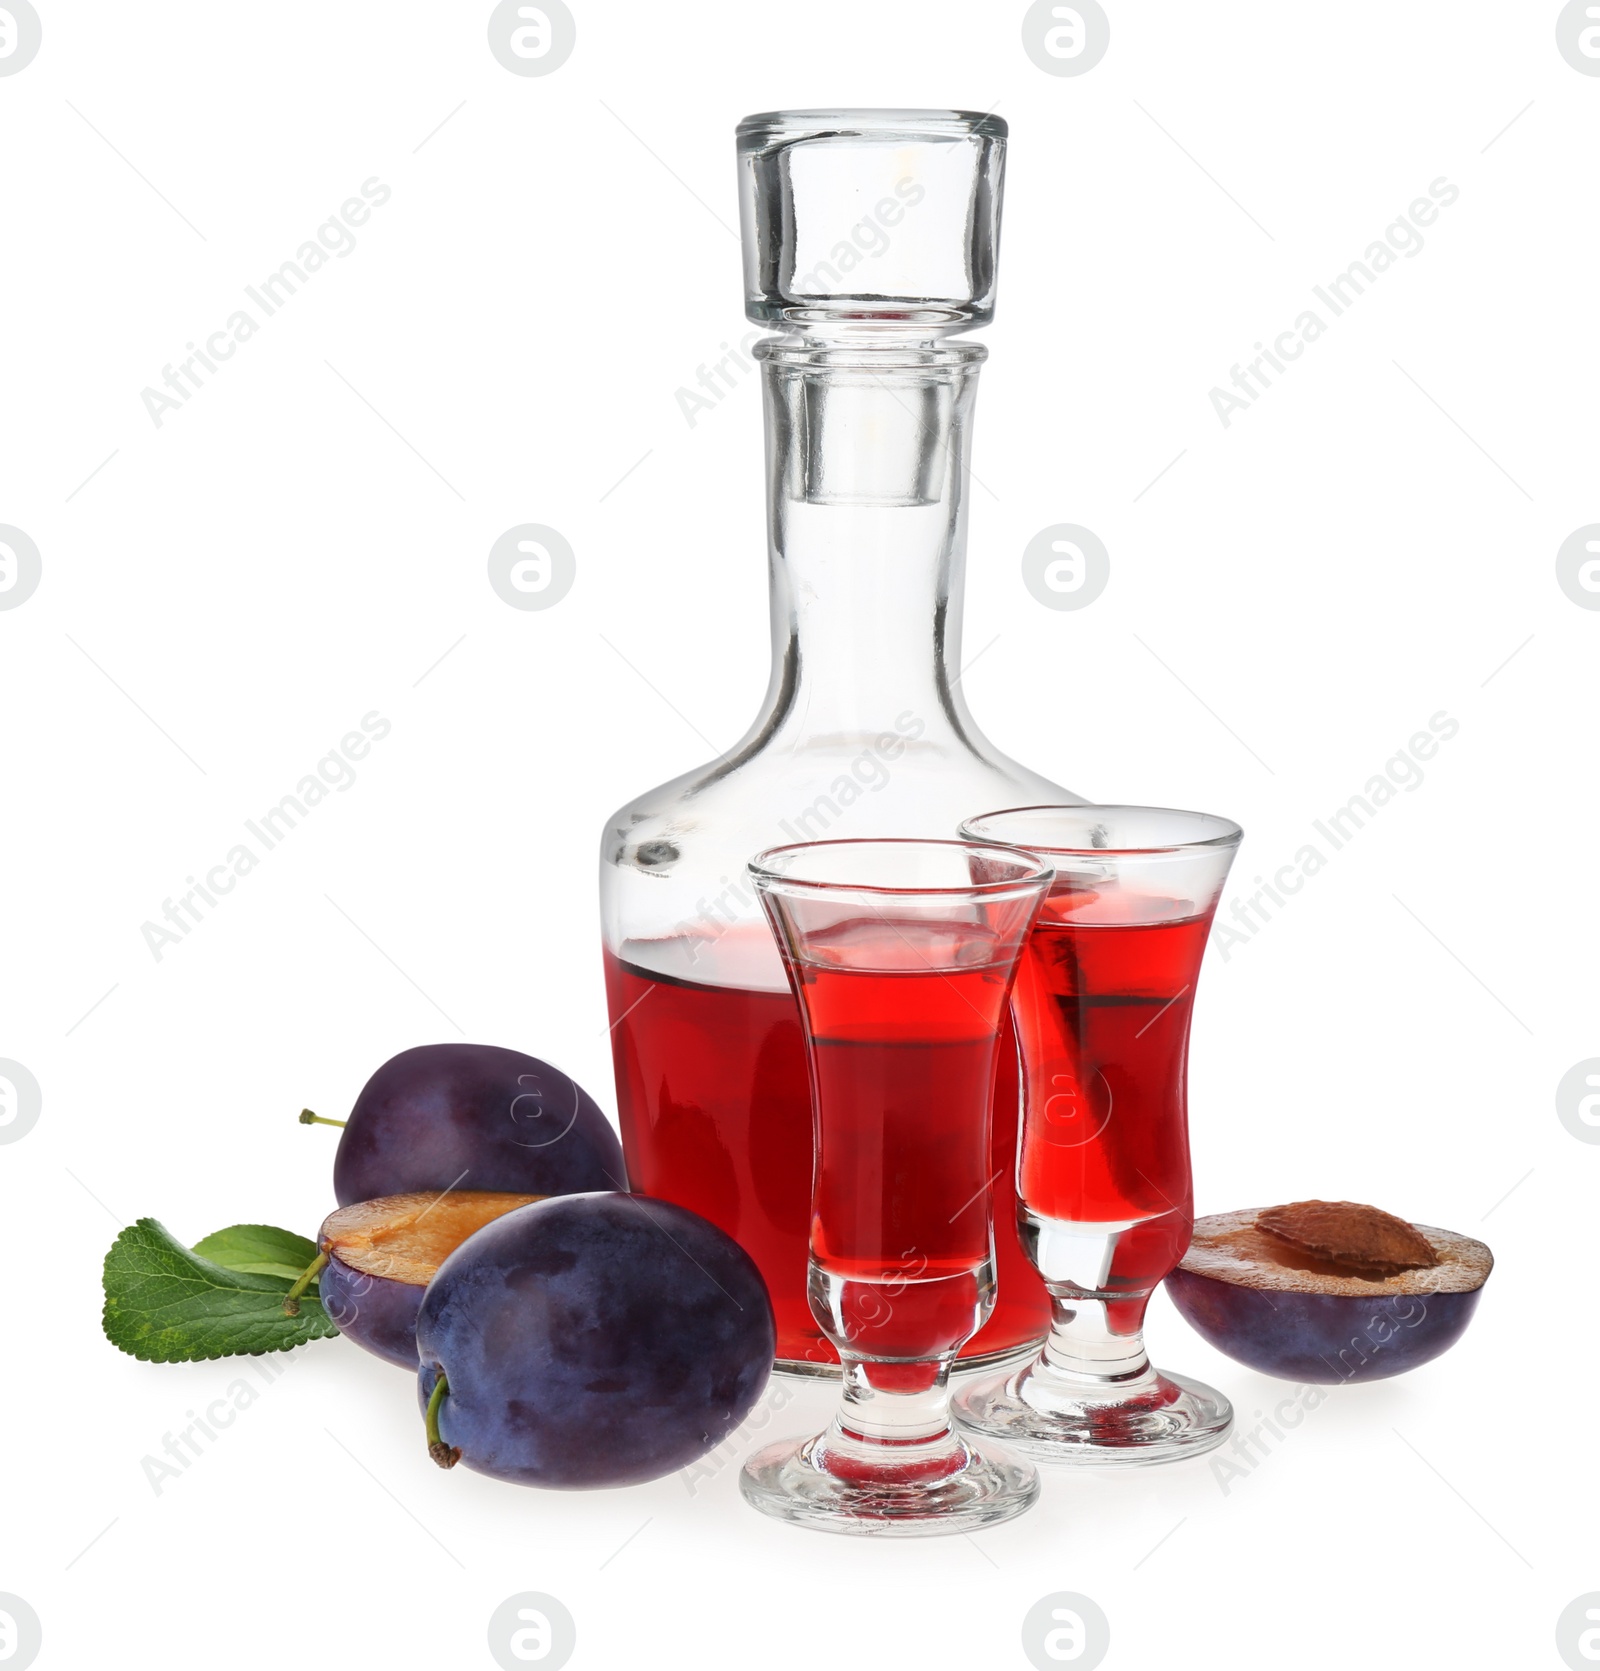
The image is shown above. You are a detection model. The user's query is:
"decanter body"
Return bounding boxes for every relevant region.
[600,111,1081,1371]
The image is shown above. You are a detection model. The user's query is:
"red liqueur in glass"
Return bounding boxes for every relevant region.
[951,805,1242,1469]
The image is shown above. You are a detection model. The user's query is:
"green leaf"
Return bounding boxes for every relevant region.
[103,1218,338,1363]
[192,1223,320,1283]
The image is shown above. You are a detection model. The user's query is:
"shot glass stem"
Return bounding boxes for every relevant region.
[832,1354,959,1446]
[1040,1295,1153,1387]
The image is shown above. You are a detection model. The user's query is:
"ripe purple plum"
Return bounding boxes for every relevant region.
[418,1193,776,1489]
[320,1044,624,1206]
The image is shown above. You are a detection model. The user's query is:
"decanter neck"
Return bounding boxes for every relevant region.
[754,338,987,747]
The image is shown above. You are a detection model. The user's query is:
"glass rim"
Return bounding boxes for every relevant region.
[737,108,1007,143]
[748,836,1053,897]
[958,804,1243,857]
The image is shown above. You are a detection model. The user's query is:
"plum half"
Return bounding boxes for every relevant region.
[417,1192,776,1489]
[1166,1202,1492,1385]
[318,1192,541,1368]
[325,1043,625,1207]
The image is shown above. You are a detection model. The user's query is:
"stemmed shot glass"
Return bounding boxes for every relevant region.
[951,807,1241,1466]
[740,839,1053,1535]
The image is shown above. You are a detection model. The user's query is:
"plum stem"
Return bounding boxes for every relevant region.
[298,1109,347,1128]
[426,1372,461,1469]
[282,1251,328,1317]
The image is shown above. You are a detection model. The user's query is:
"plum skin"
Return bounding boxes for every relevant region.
[1165,1267,1484,1385]
[417,1192,776,1489]
[319,1253,423,1370]
[333,1044,624,1207]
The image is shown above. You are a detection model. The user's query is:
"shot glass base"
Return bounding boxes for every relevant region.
[952,1361,1232,1468]
[739,1428,1039,1537]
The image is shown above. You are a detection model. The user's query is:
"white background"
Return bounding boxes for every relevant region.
[2,3,1596,1667]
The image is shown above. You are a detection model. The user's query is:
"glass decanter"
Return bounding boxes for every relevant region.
[599,109,1081,1374]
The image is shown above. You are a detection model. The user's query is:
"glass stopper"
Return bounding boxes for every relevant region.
[736,108,1006,333]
